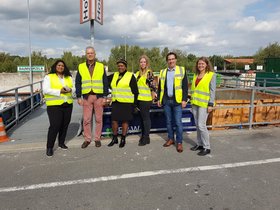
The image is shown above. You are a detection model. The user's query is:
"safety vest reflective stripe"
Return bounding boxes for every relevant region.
[191,72,214,108]
[111,72,134,103]
[138,86,149,89]
[45,96,72,101]
[159,66,185,103]
[190,90,210,96]
[136,70,152,101]
[82,79,102,84]
[191,96,209,103]
[175,86,182,90]
[82,86,103,90]
[79,62,104,94]
[112,94,134,99]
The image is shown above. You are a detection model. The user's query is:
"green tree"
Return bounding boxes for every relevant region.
[254,42,280,64]
[146,47,165,72]
[62,51,74,70]
[209,55,224,70]
[161,47,169,58]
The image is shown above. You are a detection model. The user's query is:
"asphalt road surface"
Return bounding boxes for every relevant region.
[1,126,280,210]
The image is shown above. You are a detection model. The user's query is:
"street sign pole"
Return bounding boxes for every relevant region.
[80,0,103,47]
[90,19,94,46]
[27,0,34,111]
[27,0,33,85]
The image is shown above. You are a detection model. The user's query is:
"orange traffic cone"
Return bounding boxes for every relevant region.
[0,117,10,143]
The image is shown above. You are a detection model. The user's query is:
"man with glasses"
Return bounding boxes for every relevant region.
[157,52,188,153]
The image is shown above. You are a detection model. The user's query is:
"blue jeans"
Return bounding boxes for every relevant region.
[163,99,183,143]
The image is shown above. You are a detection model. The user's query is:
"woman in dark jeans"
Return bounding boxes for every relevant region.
[135,55,157,146]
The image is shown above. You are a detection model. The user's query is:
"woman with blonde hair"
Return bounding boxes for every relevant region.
[135,55,157,146]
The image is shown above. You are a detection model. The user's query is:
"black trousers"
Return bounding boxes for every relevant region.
[46,103,73,149]
[138,100,152,137]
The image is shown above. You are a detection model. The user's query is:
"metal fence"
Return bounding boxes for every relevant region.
[0,76,279,132]
[0,81,44,130]
[211,86,280,129]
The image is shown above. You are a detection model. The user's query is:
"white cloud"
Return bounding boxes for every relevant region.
[232,16,280,32]
[0,0,279,59]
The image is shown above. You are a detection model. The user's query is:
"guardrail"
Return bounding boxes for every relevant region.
[0,77,279,132]
[0,81,44,130]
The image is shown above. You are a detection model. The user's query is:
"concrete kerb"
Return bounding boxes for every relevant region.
[0,126,278,153]
[0,133,166,153]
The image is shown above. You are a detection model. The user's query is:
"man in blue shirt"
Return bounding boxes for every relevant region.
[157,52,188,153]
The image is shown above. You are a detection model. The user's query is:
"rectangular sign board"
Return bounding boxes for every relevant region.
[94,0,103,25]
[80,0,103,25]
[17,66,45,72]
[80,0,92,24]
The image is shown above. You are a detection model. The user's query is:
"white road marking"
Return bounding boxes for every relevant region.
[1,157,280,193]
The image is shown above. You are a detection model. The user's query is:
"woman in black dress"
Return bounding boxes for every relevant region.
[107,59,139,148]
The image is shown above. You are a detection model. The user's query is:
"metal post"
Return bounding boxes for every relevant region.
[124,37,127,60]
[90,19,94,46]
[15,88,19,125]
[27,0,32,85]
[248,87,255,130]
[122,35,129,60]
[40,81,44,104]
[27,0,34,111]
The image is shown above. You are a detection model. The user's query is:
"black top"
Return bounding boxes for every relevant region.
[108,70,139,104]
[157,67,188,105]
[75,60,109,99]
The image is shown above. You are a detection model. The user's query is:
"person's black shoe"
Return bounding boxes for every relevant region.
[95,141,101,147]
[108,135,118,147]
[197,149,211,156]
[190,145,203,151]
[119,136,126,148]
[138,136,144,143]
[59,144,68,150]
[138,136,150,146]
[138,139,146,146]
[46,148,53,157]
[146,137,150,144]
[81,141,90,149]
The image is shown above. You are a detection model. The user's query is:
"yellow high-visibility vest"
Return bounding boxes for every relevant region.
[111,72,134,103]
[78,61,104,94]
[135,69,152,101]
[44,74,73,106]
[159,66,185,103]
[191,72,214,108]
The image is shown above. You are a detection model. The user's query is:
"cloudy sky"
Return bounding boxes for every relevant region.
[0,0,279,60]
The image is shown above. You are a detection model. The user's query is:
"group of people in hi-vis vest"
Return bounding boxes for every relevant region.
[43,46,216,157]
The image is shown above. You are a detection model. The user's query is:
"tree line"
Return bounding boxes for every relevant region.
[0,42,279,73]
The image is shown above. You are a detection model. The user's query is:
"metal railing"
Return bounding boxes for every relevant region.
[210,86,280,130]
[0,81,44,130]
[0,76,279,132]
